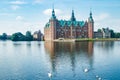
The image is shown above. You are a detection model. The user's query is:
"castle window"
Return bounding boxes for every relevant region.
[73,29,75,31]
[77,29,80,32]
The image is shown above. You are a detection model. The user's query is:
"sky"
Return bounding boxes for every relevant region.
[0,0,120,35]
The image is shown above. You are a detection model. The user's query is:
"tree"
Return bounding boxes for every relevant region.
[115,33,120,38]
[0,35,2,39]
[110,30,115,38]
[97,29,102,32]
[11,32,26,41]
[0,33,7,40]
[25,31,33,41]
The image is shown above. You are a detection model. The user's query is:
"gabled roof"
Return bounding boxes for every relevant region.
[58,20,86,27]
[45,20,86,28]
[45,22,50,28]
[102,28,110,33]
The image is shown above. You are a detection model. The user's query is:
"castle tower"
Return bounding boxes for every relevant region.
[70,10,76,38]
[88,11,94,38]
[49,7,57,40]
[71,10,76,21]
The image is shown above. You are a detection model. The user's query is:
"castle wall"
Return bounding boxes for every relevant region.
[88,22,94,38]
[44,10,94,41]
[44,22,94,40]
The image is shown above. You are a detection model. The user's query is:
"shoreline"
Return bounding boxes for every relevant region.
[0,38,120,42]
[53,38,120,42]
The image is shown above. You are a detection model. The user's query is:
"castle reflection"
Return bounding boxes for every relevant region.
[44,41,94,74]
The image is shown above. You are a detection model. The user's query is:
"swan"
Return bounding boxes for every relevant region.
[96,75,102,80]
[48,72,52,78]
[84,68,89,73]
[96,75,99,78]
[98,77,102,80]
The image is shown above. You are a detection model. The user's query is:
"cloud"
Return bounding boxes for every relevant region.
[9,1,27,10]
[43,9,62,16]
[94,13,110,31]
[11,5,21,10]
[16,16,24,21]
[58,15,70,20]
[10,1,27,5]
[34,0,42,4]
[0,13,13,16]
[94,13,110,21]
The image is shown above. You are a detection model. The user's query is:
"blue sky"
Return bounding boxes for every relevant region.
[0,0,120,35]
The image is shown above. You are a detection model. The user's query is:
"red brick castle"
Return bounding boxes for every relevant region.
[44,8,94,41]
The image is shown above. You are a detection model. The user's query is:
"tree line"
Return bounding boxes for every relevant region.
[110,30,120,38]
[97,29,120,38]
[0,30,120,41]
[0,31,33,41]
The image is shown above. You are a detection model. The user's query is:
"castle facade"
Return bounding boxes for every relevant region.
[44,8,94,41]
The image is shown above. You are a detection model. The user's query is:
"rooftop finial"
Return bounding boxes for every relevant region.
[71,9,76,21]
[51,3,56,19]
[52,3,54,11]
[90,8,92,16]
[88,8,94,22]
[90,8,92,11]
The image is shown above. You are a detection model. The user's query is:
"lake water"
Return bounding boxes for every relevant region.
[0,41,120,80]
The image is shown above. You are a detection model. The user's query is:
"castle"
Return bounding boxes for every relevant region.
[44,8,94,41]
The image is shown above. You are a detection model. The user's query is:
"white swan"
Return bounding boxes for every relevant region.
[98,77,102,80]
[84,68,89,73]
[96,75,99,78]
[96,75,102,80]
[48,72,52,78]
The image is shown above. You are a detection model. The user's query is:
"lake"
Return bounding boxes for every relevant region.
[0,41,120,80]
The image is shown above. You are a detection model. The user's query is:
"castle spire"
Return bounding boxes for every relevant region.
[90,10,92,18]
[88,10,94,22]
[71,10,76,21]
[51,4,56,19]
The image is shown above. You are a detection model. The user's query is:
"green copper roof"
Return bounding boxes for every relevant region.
[59,20,66,27]
[51,8,56,19]
[89,11,94,22]
[45,20,86,28]
[71,10,76,21]
[45,22,50,28]
[59,20,85,27]
[89,18,94,22]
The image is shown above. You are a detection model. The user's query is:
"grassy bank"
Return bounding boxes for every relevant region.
[53,38,120,42]
[75,38,120,42]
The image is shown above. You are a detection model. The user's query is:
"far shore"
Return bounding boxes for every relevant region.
[53,38,120,42]
[0,38,120,42]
